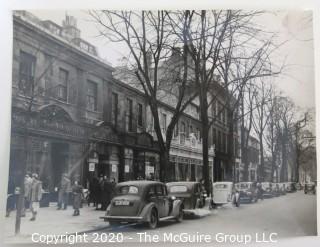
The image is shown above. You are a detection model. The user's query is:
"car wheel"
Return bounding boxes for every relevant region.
[148,208,158,229]
[176,206,183,222]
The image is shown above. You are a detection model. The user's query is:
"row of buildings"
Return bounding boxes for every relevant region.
[9,11,260,193]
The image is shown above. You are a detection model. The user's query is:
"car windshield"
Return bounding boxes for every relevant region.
[169,185,188,193]
[239,183,250,189]
[215,184,228,189]
[117,185,139,195]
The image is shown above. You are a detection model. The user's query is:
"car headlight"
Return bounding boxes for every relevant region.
[247,191,252,195]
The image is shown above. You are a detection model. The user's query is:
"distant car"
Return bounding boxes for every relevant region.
[235,182,258,203]
[271,183,281,197]
[295,183,302,190]
[166,181,206,214]
[286,182,296,193]
[304,182,316,195]
[261,182,273,198]
[100,181,183,228]
[211,181,240,208]
[278,183,287,195]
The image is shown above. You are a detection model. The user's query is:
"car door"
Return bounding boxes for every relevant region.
[162,185,170,216]
[155,184,167,217]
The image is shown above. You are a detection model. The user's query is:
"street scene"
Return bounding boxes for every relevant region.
[3,9,317,244]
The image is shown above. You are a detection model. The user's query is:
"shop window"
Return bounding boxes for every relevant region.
[86,80,97,111]
[19,50,36,96]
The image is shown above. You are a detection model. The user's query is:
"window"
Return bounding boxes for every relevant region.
[156,185,164,196]
[218,131,221,151]
[161,113,167,132]
[180,121,186,144]
[112,92,118,126]
[138,103,143,127]
[196,128,201,140]
[19,51,36,95]
[86,80,97,111]
[57,68,68,101]
[190,125,193,135]
[213,128,216,144]
[126,98,133,132]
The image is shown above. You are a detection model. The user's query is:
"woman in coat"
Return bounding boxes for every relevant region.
[72,181,83,216]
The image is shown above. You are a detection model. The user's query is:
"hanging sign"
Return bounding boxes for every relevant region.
[112,164,117,172]
[89,163,95,172]
[125,165,130,173]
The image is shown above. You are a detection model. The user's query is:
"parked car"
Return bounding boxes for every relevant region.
[100,181,183,228]
[235,182,258,203]
[304,182,316,195]
[166,181,206,214]
[285,182,296,193]
[260,182,273,198]
[271,183,281,197]
[211,181,240,208]
[278,183,287,195]
[295,182,302,190]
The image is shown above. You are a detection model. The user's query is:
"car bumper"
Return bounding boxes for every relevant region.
[263,193,273,198]
[100,215,145,223]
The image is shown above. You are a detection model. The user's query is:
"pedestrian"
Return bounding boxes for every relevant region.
[257,182,263,200]
[57,173,71,210]
[101,176,111,210]
[29,173,43,221]
[72,181,83,216]
[5,177,15,217]
[22,173,33,217]
[110,178,116,200]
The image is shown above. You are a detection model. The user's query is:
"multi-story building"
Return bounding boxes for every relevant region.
[10,11,215,194]
[11,11,160,192]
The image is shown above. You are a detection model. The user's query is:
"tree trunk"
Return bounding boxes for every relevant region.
[259,133,264,182]
[159,148,170,182]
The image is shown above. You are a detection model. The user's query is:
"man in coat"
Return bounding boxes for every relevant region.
[29,173,43,221]
[57,173,71,210]
[21,173,33,217]
[72,180,83,216]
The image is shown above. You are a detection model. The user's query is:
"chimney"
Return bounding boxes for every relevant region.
[62,15,80,41]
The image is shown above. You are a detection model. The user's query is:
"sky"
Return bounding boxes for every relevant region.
[29,10,315,110]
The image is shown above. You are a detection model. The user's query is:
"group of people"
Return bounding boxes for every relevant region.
[56,173,84,216]
[87,176,116,211]
[6,173,42,221]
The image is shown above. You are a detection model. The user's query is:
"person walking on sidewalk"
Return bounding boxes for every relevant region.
[29,173,43,221]
[57,173,71,210]
[5,177,15,217]
[72,180,83,216]
[22,173,33,217]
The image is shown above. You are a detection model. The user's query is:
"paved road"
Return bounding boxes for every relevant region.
[88,191,316,246]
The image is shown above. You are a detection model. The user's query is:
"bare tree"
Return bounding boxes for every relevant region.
[89,11,197,181]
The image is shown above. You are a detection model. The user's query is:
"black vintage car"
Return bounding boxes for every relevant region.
[286,182,296,193]
[100,181,183,228]
[304,182,316,195]
[235,182,258,203]
[166,181,206,214]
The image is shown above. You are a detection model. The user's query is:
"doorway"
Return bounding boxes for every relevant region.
[51,143,69,189]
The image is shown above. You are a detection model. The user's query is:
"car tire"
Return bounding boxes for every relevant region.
[148,208,158,229]
[176,206,183,223]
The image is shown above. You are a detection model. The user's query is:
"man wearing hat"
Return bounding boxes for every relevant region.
[29,173,42,221]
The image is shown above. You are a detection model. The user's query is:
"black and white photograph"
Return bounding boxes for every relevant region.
[1,5,317,246]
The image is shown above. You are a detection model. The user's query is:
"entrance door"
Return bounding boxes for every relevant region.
[51,143,69,189]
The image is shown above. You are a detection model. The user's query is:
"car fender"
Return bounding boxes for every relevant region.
[170,199,183,217]
[139,202,157,221]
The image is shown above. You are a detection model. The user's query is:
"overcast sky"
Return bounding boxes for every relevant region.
[29,10,315,110]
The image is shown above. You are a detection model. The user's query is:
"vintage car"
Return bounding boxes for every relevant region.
[260,182,273,198]
[211,182,240,208]
[235,182,258,203]
[304,182,316,194]
[100,181,183,228]
[278,183,287,195]
[166,181,206,214]
[271,183,281,197]
[295,183,302,190]
[285,182,296,193]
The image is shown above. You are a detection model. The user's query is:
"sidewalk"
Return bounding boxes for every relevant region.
[4,204,108,243]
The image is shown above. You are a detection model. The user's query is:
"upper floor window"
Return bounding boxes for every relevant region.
[138,103,143,127]
[57,68,68,101]
[112,92,118,126]
[19,50,36,96]
[161,113,167,132]
[180,121,186,144]
[196,128,201,140]
[126,98,133,132]
[86,80,97,111]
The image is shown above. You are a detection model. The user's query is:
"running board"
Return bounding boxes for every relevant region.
[159,216,176,221]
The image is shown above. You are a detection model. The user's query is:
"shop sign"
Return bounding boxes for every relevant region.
[146,166,154,174]
[88,158,98,163]
[112,164,117,172]
[125,165,130,173]
[89,163,95,172]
